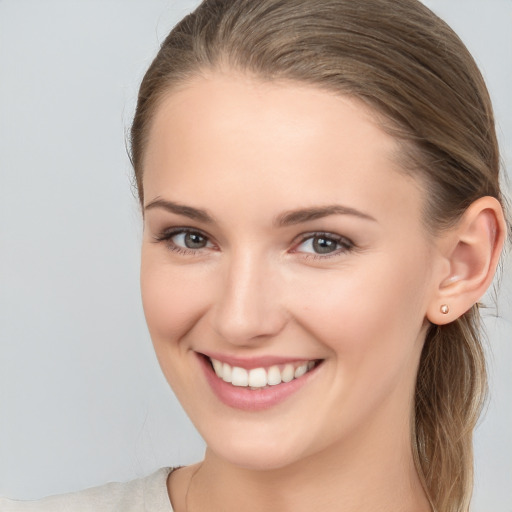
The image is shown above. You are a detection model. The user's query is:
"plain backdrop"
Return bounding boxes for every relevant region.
[0,1,510,510]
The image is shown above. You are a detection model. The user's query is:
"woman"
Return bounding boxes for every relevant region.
[1,0,510,511]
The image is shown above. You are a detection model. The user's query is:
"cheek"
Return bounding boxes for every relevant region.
[286,256,431,435]
[290,254,430,366]
[140,255,210,345]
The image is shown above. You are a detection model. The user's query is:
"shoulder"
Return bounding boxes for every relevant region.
[0,468,174,512]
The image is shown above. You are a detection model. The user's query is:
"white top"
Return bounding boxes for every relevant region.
[0,468,174,512]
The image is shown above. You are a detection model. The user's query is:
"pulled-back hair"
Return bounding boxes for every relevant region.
[130,1,510,510]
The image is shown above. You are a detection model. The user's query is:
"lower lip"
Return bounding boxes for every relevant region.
[198,354,321,411]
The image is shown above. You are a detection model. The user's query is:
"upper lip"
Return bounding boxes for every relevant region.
[199,351,319,370]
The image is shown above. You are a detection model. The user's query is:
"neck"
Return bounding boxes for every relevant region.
[186,416,431,512]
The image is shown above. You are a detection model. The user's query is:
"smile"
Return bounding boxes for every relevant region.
[198,353,323,411]
[209,358,317,389]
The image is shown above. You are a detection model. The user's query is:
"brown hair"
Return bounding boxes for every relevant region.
[130,1,510,510]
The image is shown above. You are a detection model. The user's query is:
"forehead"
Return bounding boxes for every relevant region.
[142,73,424,227]
[145,73,394,169]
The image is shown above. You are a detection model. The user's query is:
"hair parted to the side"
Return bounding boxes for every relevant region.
[130,1,510,510]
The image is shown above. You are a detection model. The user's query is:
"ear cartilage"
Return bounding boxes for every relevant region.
[440,304,450,315]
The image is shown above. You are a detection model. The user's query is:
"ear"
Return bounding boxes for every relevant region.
[426,196,506,325]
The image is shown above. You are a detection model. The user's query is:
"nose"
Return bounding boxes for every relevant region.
[210,250,287,346]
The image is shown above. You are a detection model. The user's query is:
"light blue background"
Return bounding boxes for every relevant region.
[0,1,510,510]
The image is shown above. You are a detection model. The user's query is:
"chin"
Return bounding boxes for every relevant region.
[209,441,304,472]
[199,420,319,472]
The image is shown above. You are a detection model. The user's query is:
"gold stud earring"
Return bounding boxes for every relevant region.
[440,304,450,315]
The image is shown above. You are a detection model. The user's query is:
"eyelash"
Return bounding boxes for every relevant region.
[153,228,215,256]
[153,228,356,259]
[292,232,355,260]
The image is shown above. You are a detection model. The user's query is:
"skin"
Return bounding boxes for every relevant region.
[139,72,453,512]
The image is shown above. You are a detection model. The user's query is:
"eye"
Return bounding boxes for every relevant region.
[153,228,215,254]
[173,231,210,249]
[294,233,354,256]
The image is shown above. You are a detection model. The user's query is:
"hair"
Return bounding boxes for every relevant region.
[130,1,510,510]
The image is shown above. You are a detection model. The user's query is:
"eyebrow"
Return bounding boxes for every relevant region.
[144,198,376,226]
[144,198,214,223]
[274,205,377,226]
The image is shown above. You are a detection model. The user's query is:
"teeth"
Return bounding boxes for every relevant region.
[294,363,308,378]
[248,368,267,388]
[231,367,249,387]
[267,365,282,386]
[281,364,295,383]
[212,359,223,377]
[222,362,232,383]
[210,358,317,389]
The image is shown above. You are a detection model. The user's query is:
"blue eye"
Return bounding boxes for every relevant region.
[295,233,353,256]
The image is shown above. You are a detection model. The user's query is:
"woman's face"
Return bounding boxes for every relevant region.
[140,73,440,470]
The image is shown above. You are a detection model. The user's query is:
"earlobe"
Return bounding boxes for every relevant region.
[427,196,506,325]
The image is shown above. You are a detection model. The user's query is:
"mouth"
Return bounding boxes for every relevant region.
[208,357,320,389]
[197,353,323,411]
